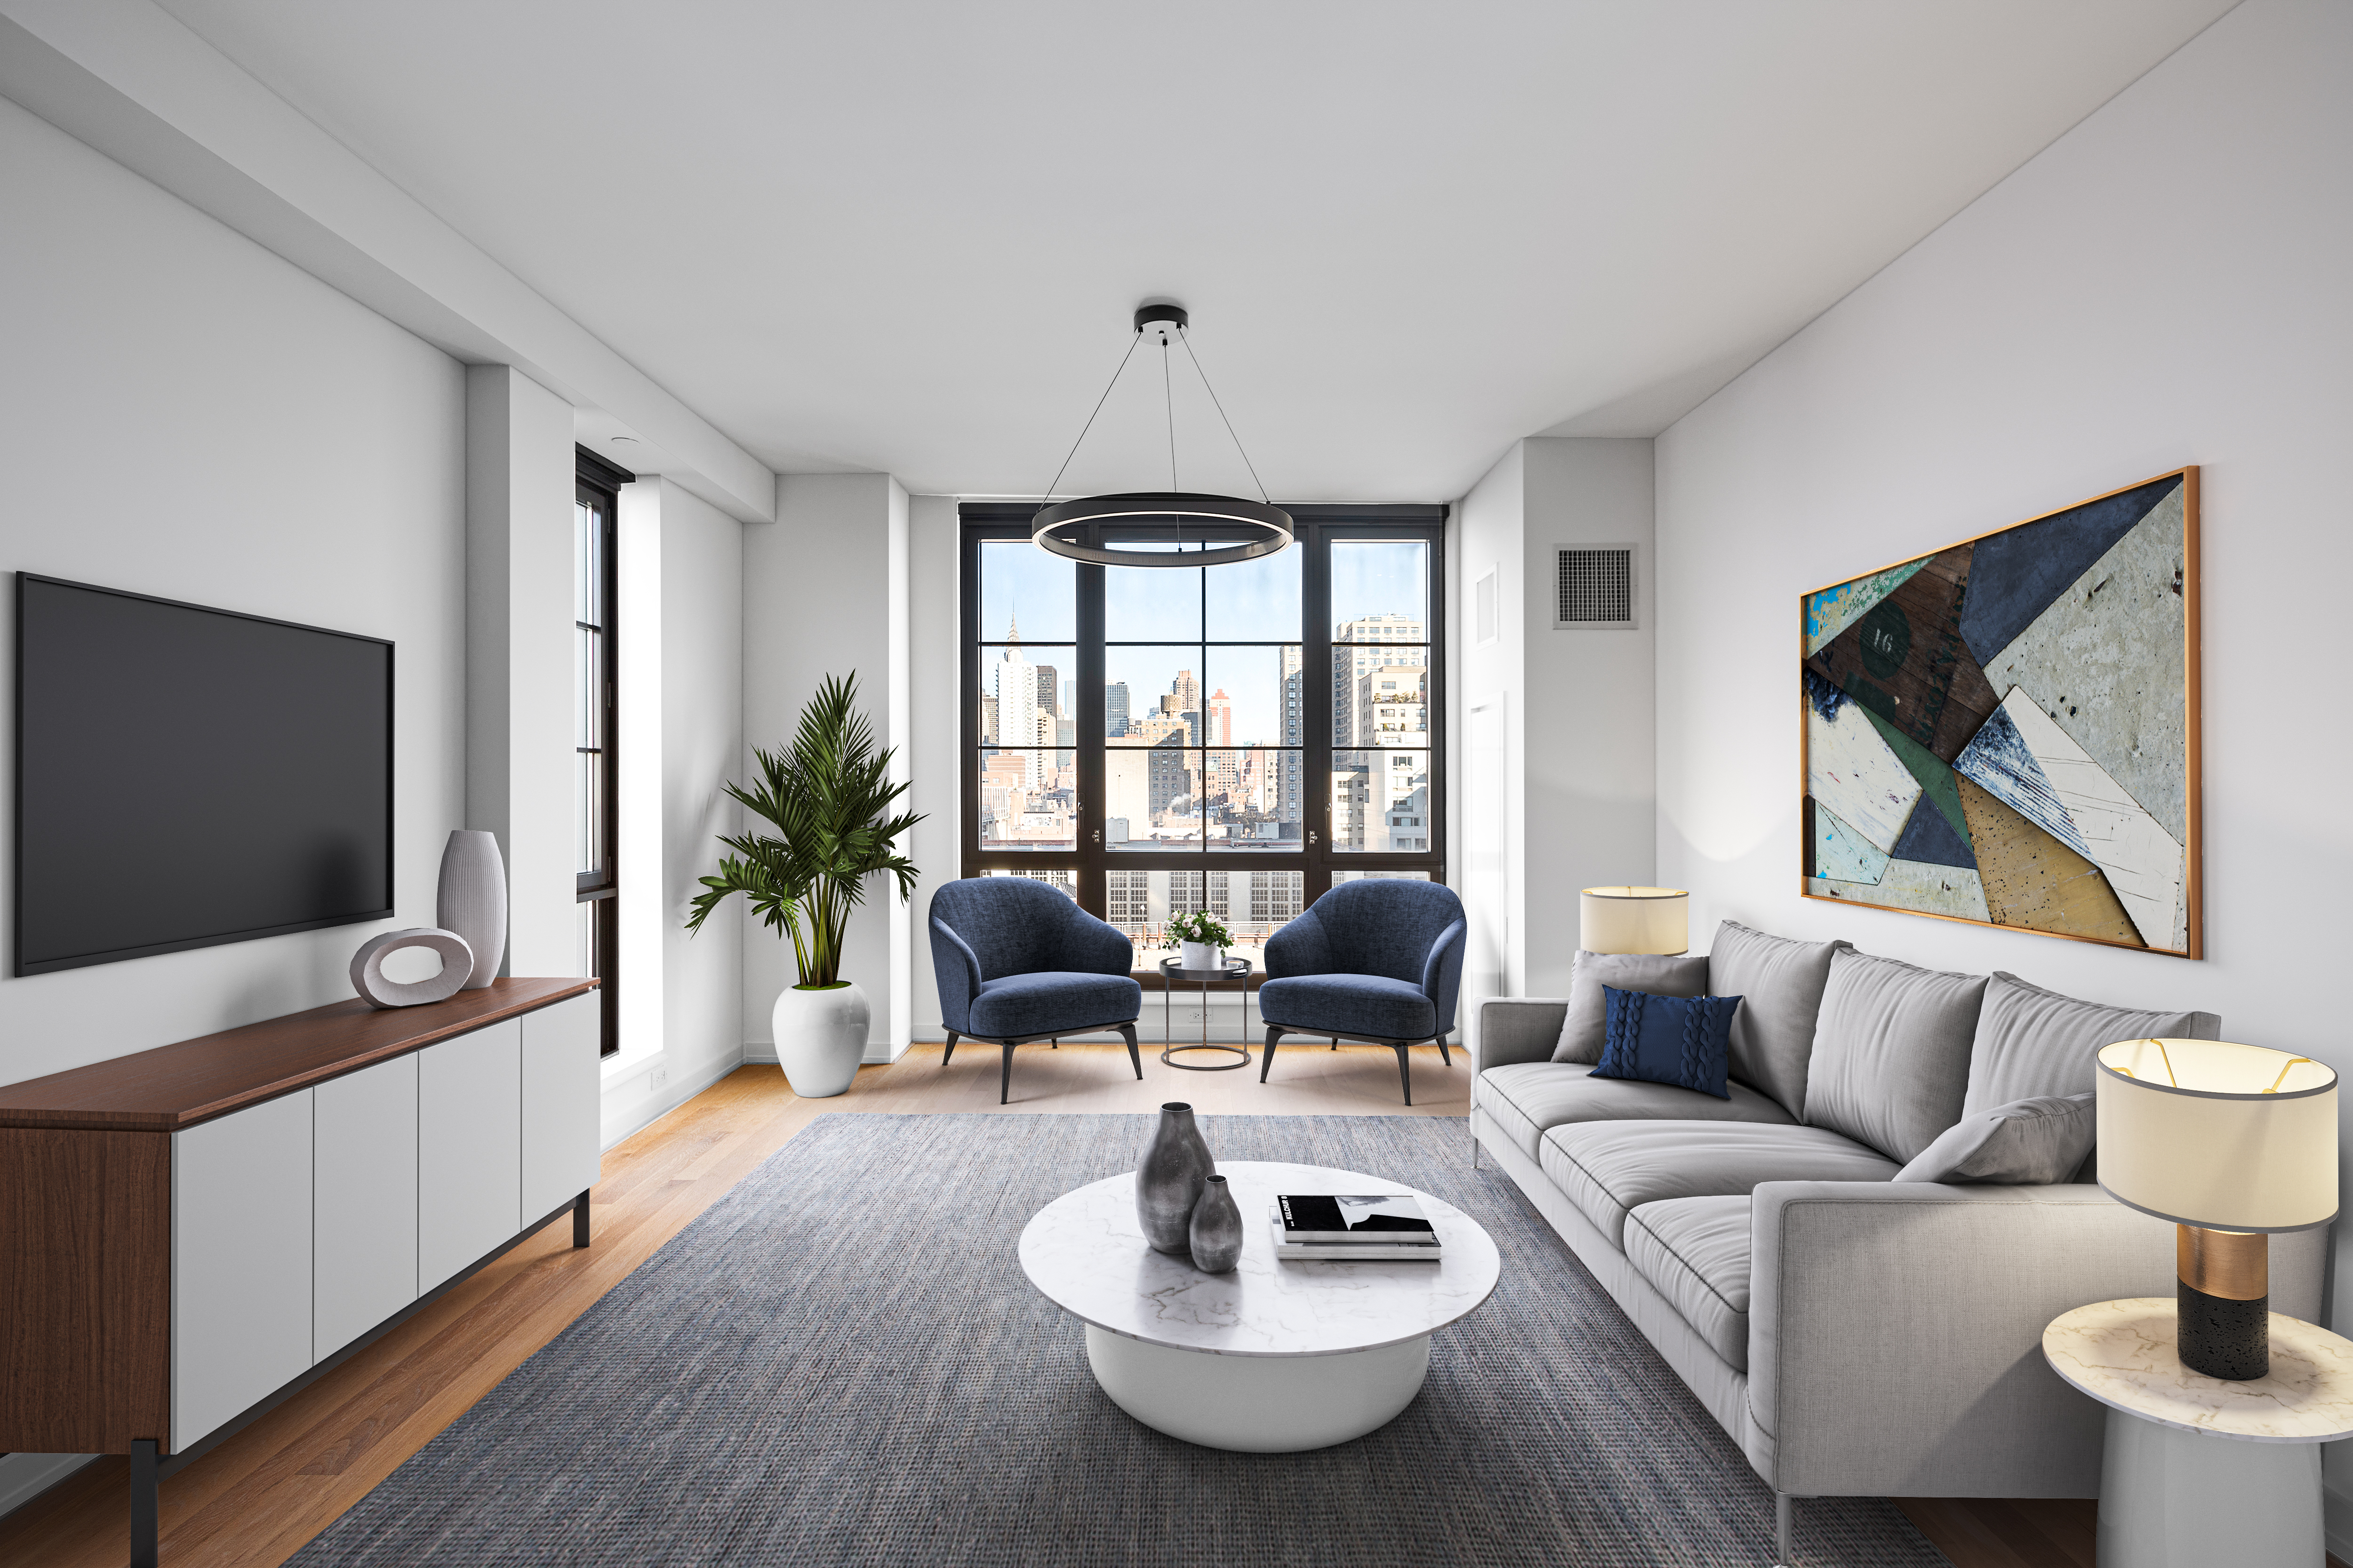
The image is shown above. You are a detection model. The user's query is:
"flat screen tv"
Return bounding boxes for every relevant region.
[15,575,393,976]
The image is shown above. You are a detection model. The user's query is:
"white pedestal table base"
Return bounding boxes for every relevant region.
[1084,1326,1431,1452]
[2098,1408,2322,1568]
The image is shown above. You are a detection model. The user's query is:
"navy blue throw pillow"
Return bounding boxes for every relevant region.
[1590,985,1742,1099]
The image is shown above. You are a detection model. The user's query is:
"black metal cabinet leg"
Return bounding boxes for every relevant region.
[1435,1034,1451,1066]
[573,1188,592,1248]
[942,1031,960,1066]
[1000,1042,1015,1104]
[1119,1024,1142,1079]
[1396,1045,1414,1106]
[1260,1025,1283,1082]
[130,1438,160,1568]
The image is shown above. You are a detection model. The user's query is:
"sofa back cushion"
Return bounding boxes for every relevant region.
[1550,951,1709,1063]
[1893,1093,2097,1185]
[1706,921,1849,1116]
[1963,971,2219,1114]
[1803,948,1988,1163]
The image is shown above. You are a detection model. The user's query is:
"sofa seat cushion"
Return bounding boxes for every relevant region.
[1625,1195,1753,1371]
[1540,1120,1900,1248]
[1259,974,1436,1041]
[1474,1062,1795,1162]
[966,971,1143,1038]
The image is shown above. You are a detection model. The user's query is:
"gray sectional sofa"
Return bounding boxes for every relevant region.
[1470,920,2325,1548]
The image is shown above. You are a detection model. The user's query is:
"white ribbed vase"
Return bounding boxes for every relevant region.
[772,982,869,1098]
[435,830,508,989]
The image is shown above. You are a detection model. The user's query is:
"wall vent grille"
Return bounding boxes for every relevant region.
[1554,546,1637,629]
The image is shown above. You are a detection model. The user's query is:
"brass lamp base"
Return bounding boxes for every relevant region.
[2177,1225,2268,1381]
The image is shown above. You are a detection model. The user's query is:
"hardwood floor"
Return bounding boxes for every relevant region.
[0,1041,2326,1568]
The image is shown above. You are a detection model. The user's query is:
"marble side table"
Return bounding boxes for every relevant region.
[2044,1298,2353,1568]
[1020,1160,1500,1452]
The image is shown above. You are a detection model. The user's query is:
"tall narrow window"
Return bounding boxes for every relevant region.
[961,506,1445,974]
[576,448,630,1056]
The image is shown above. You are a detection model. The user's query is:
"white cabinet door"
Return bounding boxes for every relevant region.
[521,992,602,1221]
[173,1090,314,1453]
[418,1019,521,1293]
[313,1053,419,1361]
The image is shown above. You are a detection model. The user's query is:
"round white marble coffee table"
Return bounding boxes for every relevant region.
[1019,1160,1500,1452]
[2043,1298,2353,1568]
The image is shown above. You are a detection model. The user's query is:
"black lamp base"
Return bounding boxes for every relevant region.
[2178,1279,2269,1380]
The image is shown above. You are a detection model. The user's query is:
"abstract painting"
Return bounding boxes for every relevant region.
[1800,469,2200,956]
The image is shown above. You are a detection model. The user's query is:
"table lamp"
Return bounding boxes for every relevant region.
[1578,887,1689,956]
[2096,1038,2338,1380]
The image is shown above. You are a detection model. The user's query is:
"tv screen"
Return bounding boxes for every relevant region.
[15,575,393,976]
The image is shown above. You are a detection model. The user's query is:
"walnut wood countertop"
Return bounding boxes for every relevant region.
[0,977,597,1133]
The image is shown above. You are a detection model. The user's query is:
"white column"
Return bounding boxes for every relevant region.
[743,473,913,1063]
[464,364,575,978]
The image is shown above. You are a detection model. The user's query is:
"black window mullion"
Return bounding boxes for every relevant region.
[1302,519,1333,907]
[1075,559,1105,916]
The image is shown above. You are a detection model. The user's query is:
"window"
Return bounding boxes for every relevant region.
[576,447,631,1056]
[961,506,1445,969]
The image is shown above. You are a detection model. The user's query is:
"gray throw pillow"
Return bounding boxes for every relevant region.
[1551,950,1710,1063]
[1963,971,2219,1115]
[1705,921,1850,1117]
[1803,948,1988,1163]
[1893,1094,2097,1185]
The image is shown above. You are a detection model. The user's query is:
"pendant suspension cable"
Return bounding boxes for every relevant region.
[1162,336,1178,492]
[1040,331,1145,506]
[1178,326,1272,506]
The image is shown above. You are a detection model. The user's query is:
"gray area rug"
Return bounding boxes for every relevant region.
[290,1113,1951,1567]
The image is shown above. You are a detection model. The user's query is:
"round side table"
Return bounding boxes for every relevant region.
[2043,1298,2353,1568]
[1156,956,1254,1070]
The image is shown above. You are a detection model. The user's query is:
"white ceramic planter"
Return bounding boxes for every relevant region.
[1180,942,1227,972]
[772,981,870,1098]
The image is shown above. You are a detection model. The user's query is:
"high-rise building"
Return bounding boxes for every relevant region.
[1331,617,1424,748]
[1170,667,1200,721]
[1035,665,1059,719]
[1105,681,1129,737]
[993,616,1040,788]
[1356,664,1427,748]
[1207,688,1233,746]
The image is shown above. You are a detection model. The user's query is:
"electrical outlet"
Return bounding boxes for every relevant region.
[652,1067,668,1091]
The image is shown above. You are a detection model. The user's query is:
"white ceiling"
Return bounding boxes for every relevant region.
[155,0,2235,501]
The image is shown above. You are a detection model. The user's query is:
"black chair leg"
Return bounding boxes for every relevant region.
[1000,1042,1015,1105]
[1260,1025,1284,1082]
[1050,1038,1058,1048]
[1396,1044,1414,1105]
[1330,1036,1339,1050]
[942,1031,959,1066]
[1118,1024,1142,1079]
[1435,1034,1452,1067]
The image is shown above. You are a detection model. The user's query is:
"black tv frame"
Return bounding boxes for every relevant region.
[13,573,396,977]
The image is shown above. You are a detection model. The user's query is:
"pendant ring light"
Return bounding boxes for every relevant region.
[1031,303,1293,567]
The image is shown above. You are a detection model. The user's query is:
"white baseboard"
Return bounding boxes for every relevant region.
[742,1040,912,1066]
[0,1452,98,1521]
[598,1051,746,1151]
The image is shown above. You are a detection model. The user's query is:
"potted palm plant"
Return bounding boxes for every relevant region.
[686,673,921,1097]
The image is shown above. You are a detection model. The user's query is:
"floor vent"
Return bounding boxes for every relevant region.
[1554,546,1637,629]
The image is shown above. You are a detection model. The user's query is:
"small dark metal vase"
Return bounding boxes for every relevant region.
[1189,1174,1244,1273]
[1136,1102,1215,1254]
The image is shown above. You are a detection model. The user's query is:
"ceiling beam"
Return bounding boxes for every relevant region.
[0,0,776,523]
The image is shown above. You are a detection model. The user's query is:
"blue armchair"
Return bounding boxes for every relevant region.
[928,877,1144,1103]
[1257,879,1466,1104]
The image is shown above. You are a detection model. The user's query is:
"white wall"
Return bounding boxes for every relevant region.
[906,495,961,1041]
[602,479,746,1143]
[1456,437,1658,1028]
[1650,0,2353,1528]
[742,474,913,1060]
[0,94,466,1087]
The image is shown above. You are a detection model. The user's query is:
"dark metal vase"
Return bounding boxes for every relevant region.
[1137,1102,1215,1254]
[1188,1173,1244,1273]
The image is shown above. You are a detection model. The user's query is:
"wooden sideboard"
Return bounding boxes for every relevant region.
[0,977,601,1566]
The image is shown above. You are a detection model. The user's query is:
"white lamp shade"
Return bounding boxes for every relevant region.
[1578,887,1689,956]
[2096,1039,2339,1232]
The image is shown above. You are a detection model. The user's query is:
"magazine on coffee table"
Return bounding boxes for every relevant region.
[1267,1207,1443,1261]
[1277,1193,1439,1243]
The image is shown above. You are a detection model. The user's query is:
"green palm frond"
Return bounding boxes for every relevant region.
[684,672,924,987]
